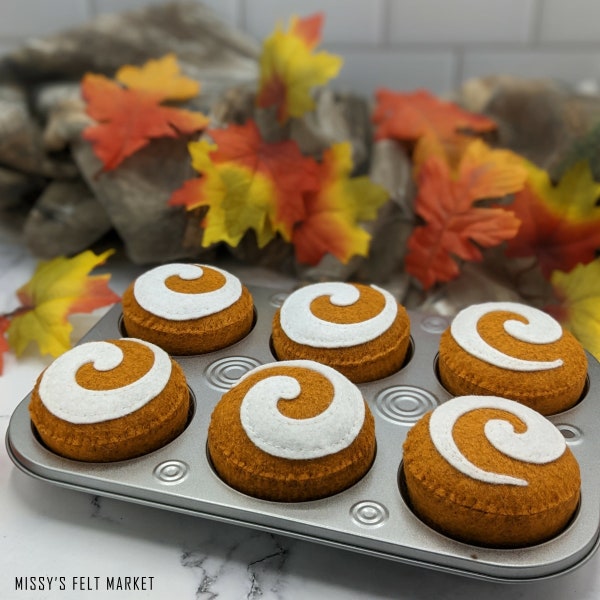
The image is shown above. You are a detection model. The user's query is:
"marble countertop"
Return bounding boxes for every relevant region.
[2,224,600,600]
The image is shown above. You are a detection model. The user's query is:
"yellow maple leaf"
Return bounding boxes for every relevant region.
[256,13,343,123]
[169,121,320,249]
[172,139,283,249]
[7,249,120,358]
[115,53,200,101]
[292,142,388,264]
[504,160,600,278]
[549,259,600,361]
[524,159,600,222]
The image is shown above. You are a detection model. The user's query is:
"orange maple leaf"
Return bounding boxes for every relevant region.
[372,88,496,144]
[170,120,319,247]
[405,141,525,289]
[82,67,207,171]
[209,121,321,233]
[7,250,120,359]
[504,160,600,278]
[292,142,387,265]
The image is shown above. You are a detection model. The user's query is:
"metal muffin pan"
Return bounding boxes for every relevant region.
[6,284,600,582]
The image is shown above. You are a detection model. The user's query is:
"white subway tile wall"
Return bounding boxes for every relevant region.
[388,0,537,45]
[1,0,599,95]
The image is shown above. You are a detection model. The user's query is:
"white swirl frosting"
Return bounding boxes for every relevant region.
[239,360,366,459]
[133,263,242,321]
[39,339,172,424]
[279,282,398,348]
[429,395,566,486]
[451,301,564,371]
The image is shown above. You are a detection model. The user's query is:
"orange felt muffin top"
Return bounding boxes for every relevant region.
[122,263,254,355]
[272,282,411,383]
[29,338,190,462]
[402,395,581,548]
[438,302,587,415]
[207,360,376,502]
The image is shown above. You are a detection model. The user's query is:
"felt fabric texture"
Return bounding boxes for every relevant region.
[278,282,398,348]
[133,263,242,320]
[122,266,254,355]
[450,302,564,371]
[207,363,376,502]
[402,406,581,548]
[438,310,588,415]
[29,339,190,462]
[428,395,566,486]
[239,360,365,459]
[38,339,172,424]
[271,283,411,383]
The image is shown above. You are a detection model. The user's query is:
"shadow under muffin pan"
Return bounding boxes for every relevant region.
[6,284,600,582]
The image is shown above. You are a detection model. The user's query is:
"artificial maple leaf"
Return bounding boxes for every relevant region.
[292,142,388,265]
[82,62,207,171]
[0,317,10,375]
[7,250,120,359]
[169,120,319,247]
[504,160,600,278]
[256,12,343,123]
[411,131,473,174]
[115,53,199,102]
[405,141,525,289]
[547,260,600,361]
[372,88,496,144]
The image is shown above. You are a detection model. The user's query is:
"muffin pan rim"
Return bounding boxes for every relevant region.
[6,284,600,583]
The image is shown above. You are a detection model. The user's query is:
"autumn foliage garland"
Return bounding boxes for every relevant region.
[0,251,119,374]
[3,12,599,373]
[372,88,600,360]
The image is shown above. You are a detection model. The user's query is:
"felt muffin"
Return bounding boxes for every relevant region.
[29,338,190,462]
[438,302,587,415]
[122,263,254,355]
[271,282,410,383]
[207,359,376,502]
[402,395,581,548]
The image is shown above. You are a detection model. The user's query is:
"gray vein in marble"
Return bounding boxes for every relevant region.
[89,495,122,526]
[180,552,217,600]
[246,540,288,600]
[180,530,290,600]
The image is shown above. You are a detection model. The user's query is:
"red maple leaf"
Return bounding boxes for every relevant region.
[372,88,496,143]
[291,142,387,265]
[82,74,208,171]
[405,154,522,289]
[169,120,320,248]
[504,182,600,278]
[207,121,320,234]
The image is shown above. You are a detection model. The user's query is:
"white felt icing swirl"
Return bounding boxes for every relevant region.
[133,263,242,321]
[429,395,566,486]
[451,302,564,371]
[279,282,398,348]
[38,339,172,424]
[239,360,365,460]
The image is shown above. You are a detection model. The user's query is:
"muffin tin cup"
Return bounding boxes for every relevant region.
[6,284,600,582]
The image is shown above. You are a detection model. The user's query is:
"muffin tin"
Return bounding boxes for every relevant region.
[6,283,600,582]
